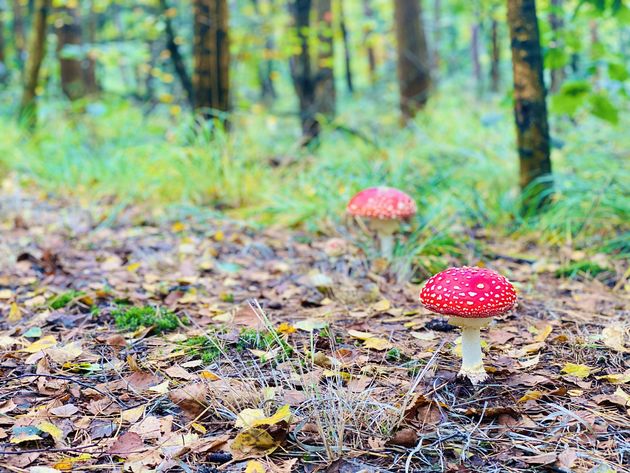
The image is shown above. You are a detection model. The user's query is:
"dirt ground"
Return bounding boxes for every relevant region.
[0,185,628,473]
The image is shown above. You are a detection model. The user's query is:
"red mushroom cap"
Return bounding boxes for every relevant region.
[419,266,517,318]
[346,187,417,220]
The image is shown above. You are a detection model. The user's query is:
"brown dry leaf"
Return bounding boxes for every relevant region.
[519,452,558,465]
[50,404,79,417]
[107,432,145,457]
[165,365,195,380]
[46,341,82,364]
[169,383,208,419]
[601,325,628,353]
[557,448,578,469]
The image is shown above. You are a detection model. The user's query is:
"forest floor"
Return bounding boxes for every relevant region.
[0,185,628,473]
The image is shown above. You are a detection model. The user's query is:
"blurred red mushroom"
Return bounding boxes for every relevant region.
[346,187,416,258]
[419,266,517,384]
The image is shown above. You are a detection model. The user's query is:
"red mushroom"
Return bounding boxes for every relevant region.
[346,187,417,258]
[419,266,517,384]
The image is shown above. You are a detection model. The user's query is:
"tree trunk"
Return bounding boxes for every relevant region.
[315,0,335,118]
[19,0,50,128]
[289,0,319,143]
[362,0,376,85]
[489,19,500,92]
[160,0,193,106]
[193,0,230,125]
[251,0,276,103]
[12,0,26,68]
[83,0,99,95]
[432,0,440,81]
[507,0,552,212]
[56,3,85,100]
[0,3,7,83]
[394,0,431,122]
[471,22,482,95]
[339,1,353,93]
[548,0,564,93]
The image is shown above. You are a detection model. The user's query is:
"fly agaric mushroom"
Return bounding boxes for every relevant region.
[346,187,416,258]
[419,266,517,385]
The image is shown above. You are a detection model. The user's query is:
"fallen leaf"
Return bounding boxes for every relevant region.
[236,408,266,429]
[533,324,553,342]
[597,370,630,384]
[10,426,42,444]
[371,299,391,312]
[602,325,628,353]
[122,404,146,423]
[245,460,266,473]
[46,341,83,364]
[519,452,557,465]
[8,302,22,323]
[518,390,543,403]
[363,337,393,351]
[107,432,145,457]
[50,404,79,417]
[348,329,375,340]
[557,448,578,469]
[410,331,436,341]
[169,383,208,419]
[294,318,328,331]
[561,362,592,379]
[38,421,63,443]
[21,335,57,353]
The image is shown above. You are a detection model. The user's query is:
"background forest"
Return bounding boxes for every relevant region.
[0,1,629,472]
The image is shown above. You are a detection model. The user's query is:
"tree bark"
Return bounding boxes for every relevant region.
[471,22,482,94]
[289,0,319,143]
[160,0,193,106]
[432,0,440,81]
[394,0,431,122]
[251,0,276,102]
[548,0,564,93]
[83,0,99,95]
[315,0,335,118]
[362,0,376,85]
[193,0,230,125]
[339,1,353,93]
[507,0,553,212]
[56,3,85,100]
[19,0,50,128]
[489,19,500,92]
[11,0,26,68]
[0,2,7,83]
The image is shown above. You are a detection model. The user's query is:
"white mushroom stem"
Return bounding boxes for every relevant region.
[449,316,492,385]
[368,218,400,259]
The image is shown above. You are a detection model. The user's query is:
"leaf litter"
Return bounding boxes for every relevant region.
[0,191,628,472]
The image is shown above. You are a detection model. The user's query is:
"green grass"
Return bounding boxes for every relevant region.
[1,87,628,263]
[48,290,86,310]
[555,261,611,279]
[184,335,222,364]
[112,305,184,333]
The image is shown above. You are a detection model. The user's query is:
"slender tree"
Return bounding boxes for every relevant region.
[193,0,230,124]
[160,0,193,106]
[489,19,500,92]
[251,0,276,102]
[471,22,482,93]
[0,1,7,83]
[548,0,564,92]
[315,0,335,118]
[83,0,98,95]
[339,1,353,93]
[19,0,50,128]
[11,0,25,68]
[56,3,85,100]
[507,0,552,211]
[362,0,377,85]
[393,0,431,122]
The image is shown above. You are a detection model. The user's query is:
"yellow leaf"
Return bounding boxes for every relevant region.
[597,370,630,384]
[199,370,220,381]
[21,335,57,353]
[613,387,630,406]
[363,337,393,351]
[46,341,83,364]
[53,453,92,471]
[171,221,185,232]
[230,427,280,458]
[126,262,141,272]
[518,390,543,403]
[372,299,391,312]
[8,302,22,323]
[214,230,224,241]
[276,322,296,335]
[235,408,266,429]
[251,404,292,427]
[38,421,63,442]
[0,289,13,299]
[348,329,375,341]
[245,460,266,473]
[533,324,553,342]
[191,422,207,434]
[561,363,592,379]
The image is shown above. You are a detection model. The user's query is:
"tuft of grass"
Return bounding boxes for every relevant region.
[48,290,86,310]
[237,327,293,357]
[555,261,611,279]
[184,335,222,364]
[112,305,184,333]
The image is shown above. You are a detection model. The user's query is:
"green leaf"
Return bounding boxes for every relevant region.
[608,62,629,82]
[589,93,619,124]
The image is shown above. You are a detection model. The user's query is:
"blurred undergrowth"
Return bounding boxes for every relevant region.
[0,86,628,260]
